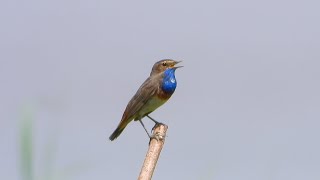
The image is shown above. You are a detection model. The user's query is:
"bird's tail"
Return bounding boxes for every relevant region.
[109,120,129,141]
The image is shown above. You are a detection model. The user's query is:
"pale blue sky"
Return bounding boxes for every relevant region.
[1,0,320,179]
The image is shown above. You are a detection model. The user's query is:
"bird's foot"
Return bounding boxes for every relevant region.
[151,122,166,132]
[148,122,166,144]
[151,131,166,141]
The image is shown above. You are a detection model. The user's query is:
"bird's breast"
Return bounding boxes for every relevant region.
[137,96,168,117]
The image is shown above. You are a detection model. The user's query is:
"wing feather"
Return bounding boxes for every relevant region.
[120,75,160,123]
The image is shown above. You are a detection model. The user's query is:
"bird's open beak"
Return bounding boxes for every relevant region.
[173,61,183,69]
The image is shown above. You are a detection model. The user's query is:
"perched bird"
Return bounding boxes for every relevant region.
[109,59,182,141]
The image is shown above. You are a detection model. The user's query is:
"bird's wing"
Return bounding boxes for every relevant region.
[120,76,160,122]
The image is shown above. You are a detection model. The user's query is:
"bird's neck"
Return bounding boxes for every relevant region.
[161,68,177,94]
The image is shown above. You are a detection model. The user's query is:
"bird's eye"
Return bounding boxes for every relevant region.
[162,62,167,66]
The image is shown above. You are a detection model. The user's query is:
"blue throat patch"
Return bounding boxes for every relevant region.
[162,68,177,94]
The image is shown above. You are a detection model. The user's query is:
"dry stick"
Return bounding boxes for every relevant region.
[138,123,168,180]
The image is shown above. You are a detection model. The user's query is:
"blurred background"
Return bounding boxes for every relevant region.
[1,0,320,179]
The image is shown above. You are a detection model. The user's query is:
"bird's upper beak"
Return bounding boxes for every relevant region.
[172,61,183,69]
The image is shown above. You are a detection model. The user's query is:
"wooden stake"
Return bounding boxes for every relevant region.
[138,123,168,180]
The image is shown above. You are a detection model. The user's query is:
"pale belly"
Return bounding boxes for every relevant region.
[136,96,167,119]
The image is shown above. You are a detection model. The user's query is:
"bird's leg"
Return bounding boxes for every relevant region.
[138,120,152,139]
[146,115,160,124]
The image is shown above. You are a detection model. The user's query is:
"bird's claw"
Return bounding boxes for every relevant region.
[151,122,165,133]
[150,131,166,141]
[148,122,167,144]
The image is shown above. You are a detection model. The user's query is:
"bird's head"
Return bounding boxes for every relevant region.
[150,59,182,76]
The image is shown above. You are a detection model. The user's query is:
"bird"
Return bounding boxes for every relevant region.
[109,59,182,141]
